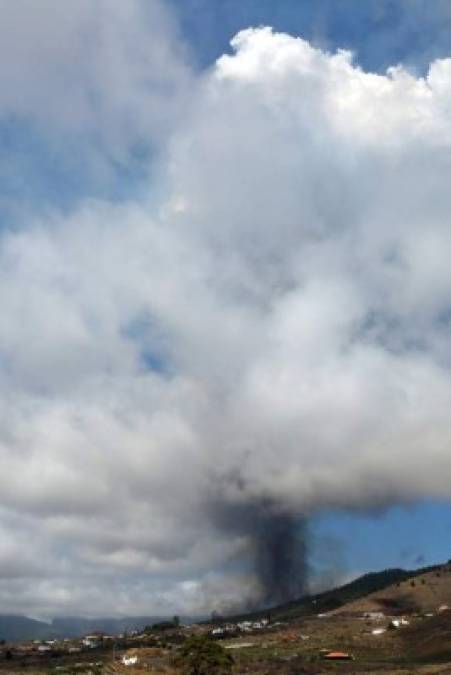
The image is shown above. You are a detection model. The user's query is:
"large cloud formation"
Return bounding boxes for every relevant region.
[1,14,451,615]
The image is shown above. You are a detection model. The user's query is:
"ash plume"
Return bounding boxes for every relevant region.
[210,497,307,608]
[253,511,307,606]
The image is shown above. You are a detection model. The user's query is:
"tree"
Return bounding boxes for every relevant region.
[176,636,232,675]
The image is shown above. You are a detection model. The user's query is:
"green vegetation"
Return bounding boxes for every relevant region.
[176,636,233,675]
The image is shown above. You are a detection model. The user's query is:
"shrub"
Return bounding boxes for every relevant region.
[176,636,233,675]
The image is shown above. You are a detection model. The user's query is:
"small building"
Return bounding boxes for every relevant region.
[37,645,51,653]
[211,627,225,636]
[371,628,386,635]
[322,651,354,661]
[389,618,409,629]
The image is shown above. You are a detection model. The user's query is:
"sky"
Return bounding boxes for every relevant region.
[1,0,451,618]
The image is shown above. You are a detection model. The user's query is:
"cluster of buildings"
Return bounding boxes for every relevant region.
[210,617,270,637]
[0,627,175,666]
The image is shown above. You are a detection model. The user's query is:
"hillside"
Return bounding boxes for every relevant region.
[402,610,451,662]
[220,566,433,626]
[0,615,58,642]
[334,563,451,616]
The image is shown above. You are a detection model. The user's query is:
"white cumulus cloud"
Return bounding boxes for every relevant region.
[1,24,451,615]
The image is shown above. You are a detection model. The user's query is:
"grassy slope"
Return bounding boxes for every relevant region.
[335,564,451,616]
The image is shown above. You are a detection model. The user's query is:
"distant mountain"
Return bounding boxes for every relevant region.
[0,615,57,642]
[51,615,171,637]
[0,614,199,642]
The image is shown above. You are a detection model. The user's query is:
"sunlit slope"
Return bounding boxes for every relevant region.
[334,564,451,616]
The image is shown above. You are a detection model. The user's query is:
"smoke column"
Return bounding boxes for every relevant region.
[210,496,307,607]
[254,512,307,606]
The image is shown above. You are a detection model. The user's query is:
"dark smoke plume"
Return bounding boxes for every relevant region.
[254,511,307,606]
[210,494,308,608]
